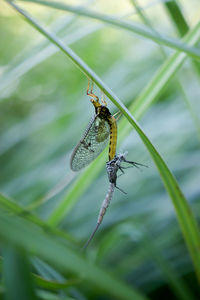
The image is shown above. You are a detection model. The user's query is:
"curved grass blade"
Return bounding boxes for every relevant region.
[33,274,81,291]
[130,0,200,139]
[0,193,75,243]
[0,211,149,300]
[164,0,189,36]
[7,1,200,281]
[0,24,103,101]
[19,0,200,59]
[162,0,200,76]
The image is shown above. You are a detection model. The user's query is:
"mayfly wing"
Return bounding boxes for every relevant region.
[96,118,110,142]
[70,115,110,171]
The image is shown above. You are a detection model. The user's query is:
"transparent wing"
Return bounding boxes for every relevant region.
[70,115,110,171]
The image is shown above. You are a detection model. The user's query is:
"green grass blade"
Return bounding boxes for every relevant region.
[0,23,103,100]
[127,4,199,293]
[17,0,200,59]
[0,253,80,292]
[7,1,200,282]
[141,230,195,300]
[0,211,149,300]
[164,0,189,36]
[126,23,200,123]
[129,0,200,140]
[0,193,75,243]
[33,274,81,291]
[37,290,75,300]
[163,0,200,75]
[3,246,38,300]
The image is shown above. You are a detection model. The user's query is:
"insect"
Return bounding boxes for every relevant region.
[82,152,147,249]
[70,81,117,171]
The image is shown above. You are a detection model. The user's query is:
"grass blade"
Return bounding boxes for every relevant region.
[164,0,189,36]
[18,0,200,59]
[129,0,200,139]
[0,22,103,100]
[33,274,81,291]
[0,193,75,243]
[163,0,200,75]
[0,211,149,300]
[3,246,38,300]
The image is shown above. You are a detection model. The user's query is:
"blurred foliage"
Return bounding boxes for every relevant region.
[0,0,200,299]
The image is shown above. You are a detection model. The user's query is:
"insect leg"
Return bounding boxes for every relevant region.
[86,78,99,101]
[116,185,127,194]
[101,91,107,106]
[121,157,148,169]
[113,111,121,121]
[117,166,125,178]
[118,165,125,174]
[120,164,140,170]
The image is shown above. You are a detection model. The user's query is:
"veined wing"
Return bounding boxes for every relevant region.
[70,115,110,171]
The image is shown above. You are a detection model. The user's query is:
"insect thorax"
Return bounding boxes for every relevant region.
[106,159,118,185]
[96,106,112,121]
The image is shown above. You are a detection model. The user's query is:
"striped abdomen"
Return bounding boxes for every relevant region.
[90,101,118,162]
[108,115,117,161]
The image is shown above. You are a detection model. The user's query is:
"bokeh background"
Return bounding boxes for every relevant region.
[0,0,200,299]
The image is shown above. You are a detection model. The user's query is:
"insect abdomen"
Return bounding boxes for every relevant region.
[108,115,117,161]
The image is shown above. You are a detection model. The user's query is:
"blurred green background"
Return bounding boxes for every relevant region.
[0,0,200,299]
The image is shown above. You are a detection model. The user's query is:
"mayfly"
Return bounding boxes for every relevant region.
[82,152,147,249]
[70,81,117,171]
